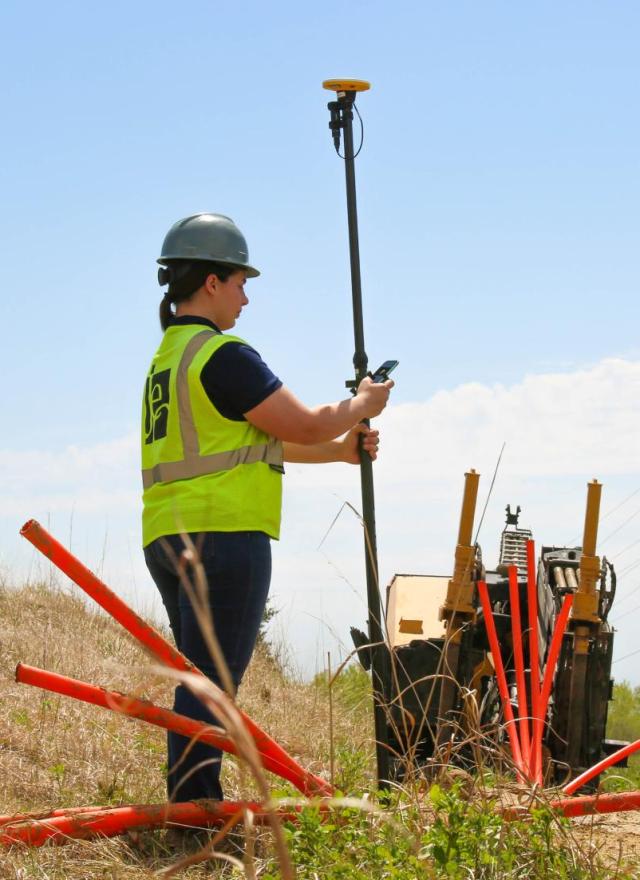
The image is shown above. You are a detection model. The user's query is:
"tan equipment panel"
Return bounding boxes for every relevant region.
[386,574,449,647]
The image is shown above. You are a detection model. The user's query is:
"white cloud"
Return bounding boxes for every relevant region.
[288,357,640,496]
[0,432,139,515]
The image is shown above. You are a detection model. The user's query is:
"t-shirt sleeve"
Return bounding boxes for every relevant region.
[200,341,282,421]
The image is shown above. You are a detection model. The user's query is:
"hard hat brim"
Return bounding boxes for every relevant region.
[156,256,260,278]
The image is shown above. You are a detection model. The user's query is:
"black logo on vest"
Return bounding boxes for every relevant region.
[144,366,171,444]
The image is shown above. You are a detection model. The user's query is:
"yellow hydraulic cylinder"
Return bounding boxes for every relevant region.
[582,479,602,560]
[457,470,480,547]
[439,470,480,639]
[566,481,603,763]
[572,479,602,630]
[436,470,480,739]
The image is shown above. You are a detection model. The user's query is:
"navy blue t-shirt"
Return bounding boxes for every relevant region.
[170,316,282,421]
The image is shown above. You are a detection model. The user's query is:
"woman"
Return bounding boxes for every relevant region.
[142,212,393,801]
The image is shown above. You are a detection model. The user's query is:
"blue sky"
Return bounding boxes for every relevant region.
[2,2,640,680]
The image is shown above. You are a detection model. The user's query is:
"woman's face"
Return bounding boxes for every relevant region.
[208,270,249,331]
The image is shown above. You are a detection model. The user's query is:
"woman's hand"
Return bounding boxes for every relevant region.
[354,376,393,419]
[340,423,380,463]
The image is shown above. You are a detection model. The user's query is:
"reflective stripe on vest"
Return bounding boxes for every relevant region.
[141,329,283,490]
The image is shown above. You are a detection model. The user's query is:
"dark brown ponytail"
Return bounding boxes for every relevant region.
[159,292,174,331]
[157,260,235,331]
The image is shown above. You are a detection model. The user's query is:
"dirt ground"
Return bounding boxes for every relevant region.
[574,810,640,877]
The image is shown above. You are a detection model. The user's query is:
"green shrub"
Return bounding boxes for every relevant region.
[260,783,621,879]
[603,681,640,791]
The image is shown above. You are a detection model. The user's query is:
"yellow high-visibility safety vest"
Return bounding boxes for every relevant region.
[141,324,283,547]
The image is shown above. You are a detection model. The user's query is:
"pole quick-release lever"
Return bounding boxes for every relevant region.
[327,101,343,152]
[327,98,354,154]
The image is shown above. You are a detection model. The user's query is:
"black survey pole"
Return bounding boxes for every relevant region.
[323,79,390,788]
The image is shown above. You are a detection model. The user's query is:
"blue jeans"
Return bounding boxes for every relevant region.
[144,531,271,801]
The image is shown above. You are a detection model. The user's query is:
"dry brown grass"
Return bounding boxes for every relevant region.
[0,579,370,878]
[3,579,640,879]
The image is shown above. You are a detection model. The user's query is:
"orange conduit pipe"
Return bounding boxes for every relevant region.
[20,519,332,799]
[563,738,640,796]
[501,790,640,821]
[526,539,542,784]
[531,593,573,775]
[0,800,280,848]
[0,806,99,827]
[20,520,193,672]
[508,565,531,775]
[6,789,640,848]
[552,790,640,818]
[15,663,309,790]
[477,580,524,778]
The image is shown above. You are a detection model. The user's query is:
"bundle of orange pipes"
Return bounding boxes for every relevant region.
[477,539,574,783]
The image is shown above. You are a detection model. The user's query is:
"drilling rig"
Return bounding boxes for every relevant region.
[351,475,625,786]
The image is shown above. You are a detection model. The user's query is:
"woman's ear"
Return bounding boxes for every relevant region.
[204,273,219,295]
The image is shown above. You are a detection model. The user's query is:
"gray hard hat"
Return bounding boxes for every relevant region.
[157,213,260,277]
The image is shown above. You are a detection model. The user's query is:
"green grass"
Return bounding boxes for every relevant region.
[603,681,640,791]
[258,783,626,880]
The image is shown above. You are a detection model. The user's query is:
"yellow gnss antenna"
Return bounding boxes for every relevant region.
[322,78,371,93]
